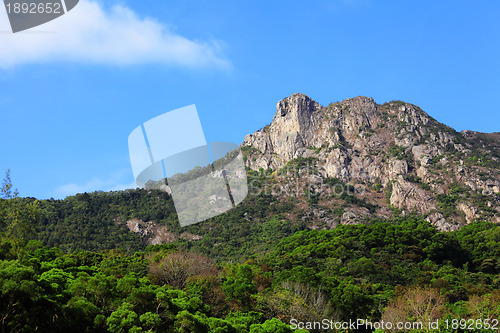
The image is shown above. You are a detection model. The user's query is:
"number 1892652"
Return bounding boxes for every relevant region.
[5,2,62,14]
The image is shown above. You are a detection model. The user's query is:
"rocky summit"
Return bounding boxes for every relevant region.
[242,93,499,231]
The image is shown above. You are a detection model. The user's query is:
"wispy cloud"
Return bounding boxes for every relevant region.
[0,0,230,69]
[53,169,137,198]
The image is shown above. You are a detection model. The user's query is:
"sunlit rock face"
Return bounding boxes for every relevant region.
[242,93,499,230]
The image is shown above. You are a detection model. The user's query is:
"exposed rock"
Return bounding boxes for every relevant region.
[149,228,176,245]
[457,202,478,224]
[159,184,172,194]
[340,207,370,225]
[386,159,409,180]
[426,212,460,231]
[341,210,359,225]
[125,219,202,245]
[242,93,499,228]
[390,176,436,214]
[180,232,203,241]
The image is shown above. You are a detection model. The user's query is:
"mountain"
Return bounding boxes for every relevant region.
[242,93,499,231]
[2,94,499,333]
[26,93,500,257]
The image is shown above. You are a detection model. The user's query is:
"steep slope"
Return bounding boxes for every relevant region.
[242,93,499,230]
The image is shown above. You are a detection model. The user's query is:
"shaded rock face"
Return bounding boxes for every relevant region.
[243,93,499,230]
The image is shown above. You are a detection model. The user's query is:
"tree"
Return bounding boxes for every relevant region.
[174,310,210,333]
[139,312,161,332]
[0,169,38,254]
[107,302,140,333]
[249,318,302,333]
[381,287,445,332]
[223,264,256,309]
[147,251,218,289]
[5,199,39,251]
[1,169,18,199]
[0,260,45,332]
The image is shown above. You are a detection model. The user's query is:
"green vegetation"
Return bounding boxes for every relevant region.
[34,186,310,261]
[323,177,378,213]
[1,170,499,332]
[0,239,311,333]
[265,220,500,323]
[371,183,382,192]
[403,174,432,191]
[281,157,318,174]
[384,180,394,204]
[240,146,260,163]
[388,145,407,161]
[435,193,459,218]
[429,154,444,167]
[385,100,406,107]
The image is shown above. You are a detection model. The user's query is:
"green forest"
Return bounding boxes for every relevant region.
[1,170,499,332]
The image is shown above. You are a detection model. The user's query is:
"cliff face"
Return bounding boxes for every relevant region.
[242,93,499,230]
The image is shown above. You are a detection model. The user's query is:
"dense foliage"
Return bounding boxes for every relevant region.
[264,219,499,323]
[1,171,499,332]
[0,239,308,333]
[30,186,305,260]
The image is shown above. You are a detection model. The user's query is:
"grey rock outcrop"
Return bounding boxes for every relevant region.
[242,93,499,230]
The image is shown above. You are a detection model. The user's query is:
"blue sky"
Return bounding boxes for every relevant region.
[0,0,499,199]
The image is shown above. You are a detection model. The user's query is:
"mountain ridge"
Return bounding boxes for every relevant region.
[241,93,499,230]
[26,93,499,254]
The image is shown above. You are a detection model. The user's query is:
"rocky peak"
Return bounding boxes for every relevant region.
[271,94,318,152]
[275,93,321,118]
[242,93,499,231]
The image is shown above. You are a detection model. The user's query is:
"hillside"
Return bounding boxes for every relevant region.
[20,93,499,257]
[243,93,499,230]
[1,94,499,332]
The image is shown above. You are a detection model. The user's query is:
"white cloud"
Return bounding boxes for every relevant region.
[53,169,137,198]
[0,0,230,69]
